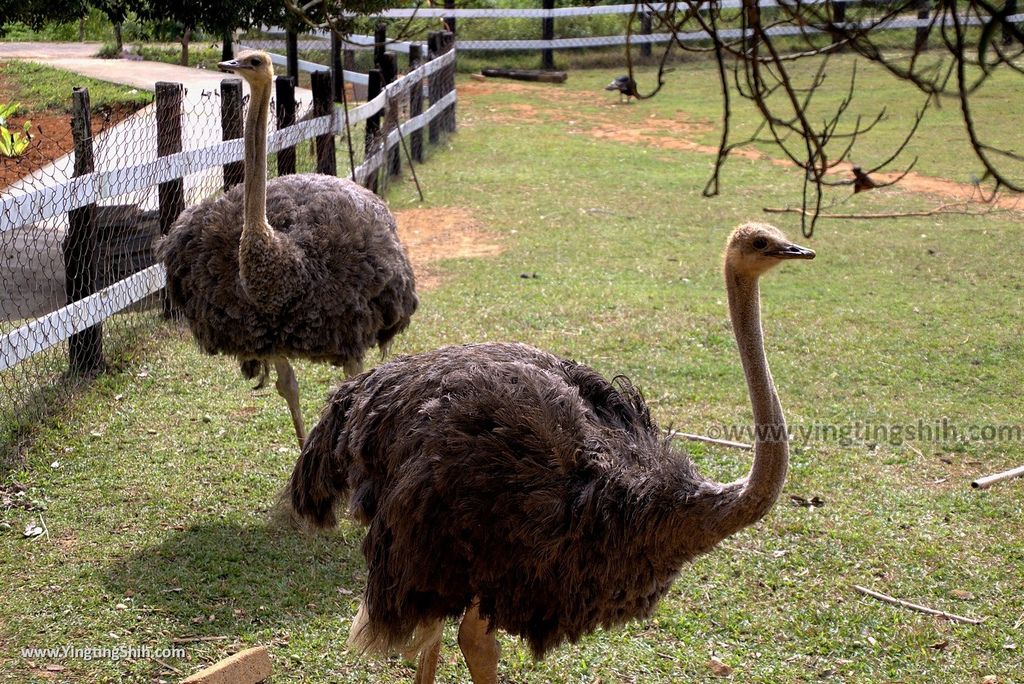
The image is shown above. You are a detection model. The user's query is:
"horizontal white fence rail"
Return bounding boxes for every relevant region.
[453,11,1024,50]
[256,49,370,86]
[351,1,799,19]
[0,49,456,233]
[0,264,165,372]
[0,49,456,370]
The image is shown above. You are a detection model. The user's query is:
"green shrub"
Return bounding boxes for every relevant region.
[0,102,32,158]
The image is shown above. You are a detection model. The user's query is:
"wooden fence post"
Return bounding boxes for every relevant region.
[221,79,244,191]
[1004,0,1018,45]
[915,0,931,51]
[541,0,555,70]
[381,52,400,178]
[831,1,846,48]
[365,68,384,193]
[65,86,103,375]
[286,28,299,83]
[427,33,442,146]
[640,11,652,57]
[331,30,344,102]
[156,82,184,236]
[374,22,387,68]
[440,32,456,134]
[408,44,424,163]
[275,76,297,176]
[444,0,456,34]
[311,70,337,176]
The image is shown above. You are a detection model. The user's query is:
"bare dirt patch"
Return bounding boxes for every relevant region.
[463,77,1021,210]
[393,207,503,290]
[0,62,142,190]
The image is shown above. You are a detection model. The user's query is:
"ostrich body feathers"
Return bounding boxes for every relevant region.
[290,342,735,658]
[159,173,417,370]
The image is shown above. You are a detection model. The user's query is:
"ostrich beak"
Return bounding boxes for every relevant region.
[218,59,245,73]
[771,243,816,260]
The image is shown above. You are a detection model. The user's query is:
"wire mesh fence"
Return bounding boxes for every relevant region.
[0,41,457,462]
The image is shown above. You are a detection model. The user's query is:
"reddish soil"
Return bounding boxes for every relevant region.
[464,77,1023,211]
[393,207,503,290]
[0,62,142,190]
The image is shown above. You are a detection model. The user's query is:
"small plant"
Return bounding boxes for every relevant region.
[0,103,33,158]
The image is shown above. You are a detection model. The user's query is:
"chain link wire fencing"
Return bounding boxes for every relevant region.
[1,45,456,463]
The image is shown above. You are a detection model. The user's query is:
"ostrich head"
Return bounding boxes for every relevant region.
[724,223,815,278]
[218,50,275,89]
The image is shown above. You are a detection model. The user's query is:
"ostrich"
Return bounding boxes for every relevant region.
[605,74,639,103]
[286,223,814,682]
[158,51,417,446]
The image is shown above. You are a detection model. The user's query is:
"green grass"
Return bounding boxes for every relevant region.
[0,61,152,114]
[131,43,225,70]
[1,51,1023,683]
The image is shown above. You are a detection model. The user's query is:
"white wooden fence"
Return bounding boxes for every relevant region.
[0,48,457,373]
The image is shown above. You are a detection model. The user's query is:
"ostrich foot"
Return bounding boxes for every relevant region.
[273,358,306,447]
[459,601,500,684]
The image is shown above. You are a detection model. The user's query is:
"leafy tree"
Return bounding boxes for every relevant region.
[130,0,284,65]
[89,0,132,52]
[0,0,87,36]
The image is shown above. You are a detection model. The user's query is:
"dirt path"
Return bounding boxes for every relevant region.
[393,207,503,291]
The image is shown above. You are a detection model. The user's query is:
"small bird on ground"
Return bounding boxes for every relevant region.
[605,74,639,103]
[852,166,879,193]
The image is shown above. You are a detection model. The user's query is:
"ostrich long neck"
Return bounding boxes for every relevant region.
[716,267,789,534]
[242,79,272,241]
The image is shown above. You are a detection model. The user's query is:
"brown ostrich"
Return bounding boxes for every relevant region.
[286,223,814,682]
[158,51,417,446]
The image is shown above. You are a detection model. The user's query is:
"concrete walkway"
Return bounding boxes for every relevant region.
[0,42,314,320]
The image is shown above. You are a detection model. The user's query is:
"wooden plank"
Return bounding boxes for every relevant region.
[181,646,272,684]
[480,68,567,83]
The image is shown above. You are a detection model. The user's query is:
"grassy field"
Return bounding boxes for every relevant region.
[1,53,1022,683]
[0,60,152,113]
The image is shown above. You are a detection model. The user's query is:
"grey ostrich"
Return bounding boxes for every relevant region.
[158,51,417,446]
[286,223,814,682]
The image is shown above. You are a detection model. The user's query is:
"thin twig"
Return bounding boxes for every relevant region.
[852,585,986,625]
[664,429,753,451]
[397,122,425,202]
[171,635,231,644]
[153,657,183,675]
[763,204,1012,219]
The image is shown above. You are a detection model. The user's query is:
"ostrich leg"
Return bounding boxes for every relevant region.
[343,358,364,378]
[458,602,500,684]
[407,621,443,684]
[273,358,306,446]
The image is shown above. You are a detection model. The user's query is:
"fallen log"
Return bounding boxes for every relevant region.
[481,68,568,83]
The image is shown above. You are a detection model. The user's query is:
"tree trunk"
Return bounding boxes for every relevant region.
[113,22,123,53]
[180,27,193,66]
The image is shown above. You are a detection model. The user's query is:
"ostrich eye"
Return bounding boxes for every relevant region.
[752,237,768,250]
[250,58,261,65]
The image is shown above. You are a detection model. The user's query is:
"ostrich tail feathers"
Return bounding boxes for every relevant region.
[286,388,357,529]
